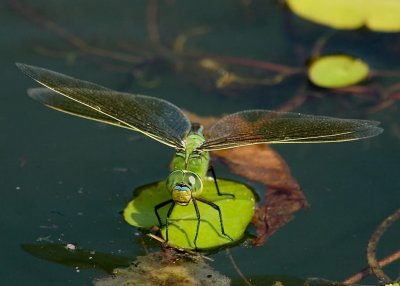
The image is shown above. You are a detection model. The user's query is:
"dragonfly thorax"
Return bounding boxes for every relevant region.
[170,126,210,178]
[166,170,203,205]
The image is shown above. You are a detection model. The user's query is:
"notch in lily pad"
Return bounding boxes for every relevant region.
[124,178,256,250]
[308,54,370,88]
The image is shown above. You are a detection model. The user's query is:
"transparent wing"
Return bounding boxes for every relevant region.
[27,87,137,131]
[17,63,191,149]
[200,110,383,151]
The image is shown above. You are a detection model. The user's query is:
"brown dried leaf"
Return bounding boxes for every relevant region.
[213,145,299,190]
[183,110,220,131]
[252,187,309,246]
[213,145,309,246]
[185,111,309,246]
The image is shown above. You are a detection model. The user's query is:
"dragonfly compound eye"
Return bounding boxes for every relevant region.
[183,171,203,195]
[166,170,203,205]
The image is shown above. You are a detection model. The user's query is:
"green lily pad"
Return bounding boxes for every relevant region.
[308,55,369,88]
[124,178,255,250]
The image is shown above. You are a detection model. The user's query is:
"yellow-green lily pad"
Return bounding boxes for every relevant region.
[308,55,369,88]
[286,0,400,32]
[124,178,255,250]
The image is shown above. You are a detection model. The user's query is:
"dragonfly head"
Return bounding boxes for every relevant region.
[166,170,203,206]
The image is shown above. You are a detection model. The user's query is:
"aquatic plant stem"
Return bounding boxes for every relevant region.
[226,248,253,286]
[366,208,400,284]
[342,208,400,284]
[342,250,400,284]
[10,0,145,64]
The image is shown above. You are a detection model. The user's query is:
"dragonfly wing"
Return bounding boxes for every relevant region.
[200,110,383,151]
[28,88,138,131]
[18,63,191,149]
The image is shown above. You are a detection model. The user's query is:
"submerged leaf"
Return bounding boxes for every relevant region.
[21,243,130,273]
[124,178,255,250]
[308,55,369,88]
[238,275,319,286]
[286,0,400,32]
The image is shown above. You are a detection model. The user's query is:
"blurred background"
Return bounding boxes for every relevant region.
[1,0,399,285]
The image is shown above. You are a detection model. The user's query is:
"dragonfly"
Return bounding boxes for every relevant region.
[17,63,383,249]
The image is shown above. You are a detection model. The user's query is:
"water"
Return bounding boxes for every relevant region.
[1,0,399,285]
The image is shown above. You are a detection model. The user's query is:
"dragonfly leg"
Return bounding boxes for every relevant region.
[154,199,174,226]
[192,198,201,250]
[208,166,235,198]
[165,201,176,243]
[197,197,234,242]
[154,199,174,243]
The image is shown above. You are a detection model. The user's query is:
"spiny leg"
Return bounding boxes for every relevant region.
[192,198,201,250]
[197,197,234,242]
[154,199,174,243]
[208,166,235,198]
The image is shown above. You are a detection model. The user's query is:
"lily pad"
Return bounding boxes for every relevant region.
[308,55,369,88]
[286,0,400,32]
[124,178,255,250]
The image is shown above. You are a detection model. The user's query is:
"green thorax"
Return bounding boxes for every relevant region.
[170,124,209,179]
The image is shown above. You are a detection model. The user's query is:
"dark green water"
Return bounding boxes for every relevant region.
[1,1,399,285]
